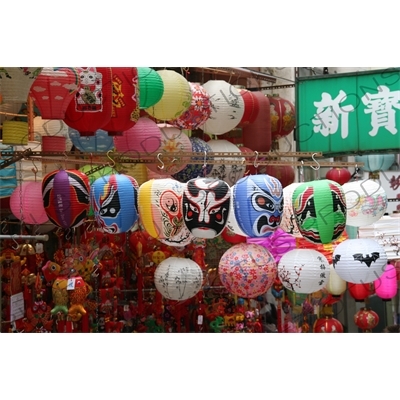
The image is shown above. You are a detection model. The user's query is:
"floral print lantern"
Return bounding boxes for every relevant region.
[332,238,387,284]
[280,182,303,238]
[292,179,347,244]
[354,308,379,332]
[342,179,387,227]
[218,242,277,299]
[278,249,330,294]
[154,257,203,301]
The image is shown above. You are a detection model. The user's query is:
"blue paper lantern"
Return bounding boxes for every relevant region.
[355,154,395,172]
[90,174,138,233]
[233,174,284,238]
[68,128,114,153]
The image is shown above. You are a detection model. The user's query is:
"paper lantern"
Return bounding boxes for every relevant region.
[29,67,79,119]
[101,67,140,136]
[242,92,272,152]
[262,165,295,188]
[42,169,90,229]
[325,167,351,185]
[342,179,387,227]
[144,70,191,120]
[280,182,303,238]
[10,181,48,225]
[63,67,113,136]
[68,127,114,153]
[237,88,259,127]
[137,67,164,109]
[182,177,231,239]
[269,94,296,140]
[325,264,347,297]
[355,154,395,172]
[12,140,43,181]
[154,257,203,301]
[332,238,388,284]
[218,242,277,298]
[0,67,42,103]
[354,308,379,332]
[278,249,330,294]
[34,116,70,150]
[90,174,138,234]
[348,282,374,302]
[292,179,347,244]
[205,139,246,187]
[169,82,211,130]
[374,263,398,301]
[146,124,192,176]
[226,185,248,238]
[172,137,213,183]
[232,174,283,238]
[138,178,193,246]
[313,316,344,333]
[221,226,247,244]
[199,80,245,135]
[1,120,29,145]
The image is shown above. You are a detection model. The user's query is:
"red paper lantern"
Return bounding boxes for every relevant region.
[237,89,259,128]
[101,67,140,136]
[29,67,79,120]
[261,165,295,188]
[348,282,375,302]
[325,168,351,185]
[354,308,379,332]
[313,316,344,333]
[269,94,296,140]
[242,92,271,152]
[63,67,113,137]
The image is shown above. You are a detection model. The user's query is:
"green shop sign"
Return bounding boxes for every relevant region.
[296,68,400,156]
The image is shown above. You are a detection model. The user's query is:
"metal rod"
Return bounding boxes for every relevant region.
[0,234,49,241]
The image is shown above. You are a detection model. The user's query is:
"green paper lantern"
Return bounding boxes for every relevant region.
[137,67,164,109]
[292,179,347,244]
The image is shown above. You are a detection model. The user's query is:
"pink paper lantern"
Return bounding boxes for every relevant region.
[10,181,49,225]
[218,242,277,299]
[374,263,398,301]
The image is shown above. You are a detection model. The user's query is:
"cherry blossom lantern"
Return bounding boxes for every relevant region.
[101,67,140,136]
[269,94,296,140]
[10,181,49,225]
[42,169,90,229]
[292,179,347,244]
[232,174,284,238]
[280,182,303,238]
[154,257,203,301]
[342,179,387,227]
[218,242,277,299]
[29,67,79,120]
[144,69,192,121]
[199,80,245,135]
[278,249,330,294]
[374,263,398,301]
[137,67,164,109]
[63,67,113,137]
[138,178,193,247]
[332,238,387,284]
[182,177,231,239]
[354,308,379,332]
[169,82,211,130]
[90,174,138,234]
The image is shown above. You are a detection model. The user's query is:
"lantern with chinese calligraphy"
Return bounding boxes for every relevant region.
[90,174,138,234]
[199,80,245,135]
[29,67,79,120]
[137,67,164,109]
[144,70,192,121]
[101,67,140,136]
[268,94,296,140]
[277,249,330,294]
[42,169,90,229]
[332,238,387,284]
[292,179,347,244]
[218,242,277,299]
[354,308,379,332]
[63,67,113,137]
[232,174,284,238]
[374,263,398,301]
[342,179,387,227]
[182,177,231,239]
[154,257,203,301]
[138,178,193,247]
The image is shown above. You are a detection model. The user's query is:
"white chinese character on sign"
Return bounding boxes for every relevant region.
[361,85,400,137]
[312,91,355,139]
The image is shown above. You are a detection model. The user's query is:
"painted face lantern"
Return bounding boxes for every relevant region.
[182,177,231,239]
[233,174,284,238]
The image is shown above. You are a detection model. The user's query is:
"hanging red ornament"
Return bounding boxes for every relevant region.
[348,282,375,302]
[354,308,379,332]
[313,316,344,333]
[326,167,351,185]
[268,94,296,140]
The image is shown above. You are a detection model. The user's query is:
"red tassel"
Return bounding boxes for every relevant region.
[81,313,89,333]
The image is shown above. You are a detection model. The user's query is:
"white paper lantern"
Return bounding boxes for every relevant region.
[278,182,302,238]
[332,238,387,284]
[226,185,248,237]
[154,257,203,301]
[325,264,347,296]
[199,80,245,135]
[342,179,388,227]
[278,249,330,294]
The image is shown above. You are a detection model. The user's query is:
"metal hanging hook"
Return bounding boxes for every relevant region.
[107,150,116,168]
[300,160,305,182]
[202,150,208,176]
[157,153,165,170]
[310,153,320,171]
[11,234,20,251]
[253,151,260,169]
